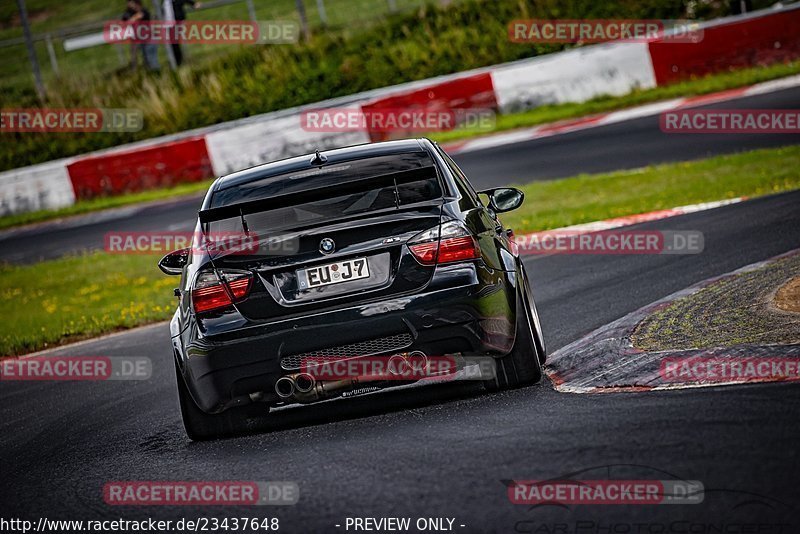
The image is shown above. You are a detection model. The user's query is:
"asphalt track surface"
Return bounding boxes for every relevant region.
[3,82,800,531]
[3,187,800,531]
[1,85,799,264]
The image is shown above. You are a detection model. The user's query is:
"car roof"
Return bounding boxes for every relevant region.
[213,138,432,193]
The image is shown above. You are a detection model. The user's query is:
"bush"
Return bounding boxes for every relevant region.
[1,0,703,171]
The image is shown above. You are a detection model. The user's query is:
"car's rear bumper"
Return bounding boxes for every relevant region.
[175,263,518,413]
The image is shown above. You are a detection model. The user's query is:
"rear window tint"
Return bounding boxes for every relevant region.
[210,153,438,207]
[207,153,442,235]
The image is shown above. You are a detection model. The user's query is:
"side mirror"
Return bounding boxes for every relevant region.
[158,248,190,275]
[479,187,524,213]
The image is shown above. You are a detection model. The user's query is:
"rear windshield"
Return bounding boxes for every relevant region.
[207,152,442,235]
[210,152,439,207]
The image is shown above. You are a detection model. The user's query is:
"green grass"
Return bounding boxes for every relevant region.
[0,0,714,170]
[2,60,798,232]
[0,179,213,231]
[498,145,800,233]
[0,253,175,356]
[631,253,800,350]
[431,61,800,143]
[0,0,450,89]
[1,144,798,356]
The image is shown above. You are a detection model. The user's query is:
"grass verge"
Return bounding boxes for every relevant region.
[1,145,798,357]
[0,253,174,356]
[3,63,799,233]
[0,0,731,170]
[631,252,800,350]
[499,145,800,233]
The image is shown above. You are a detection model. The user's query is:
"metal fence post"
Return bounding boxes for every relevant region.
[15,0,46,100]
[155,0,177,70]
[295,0,311,40]
[245,0,257,22]
[45,34,60,77]
[315,0,328,26]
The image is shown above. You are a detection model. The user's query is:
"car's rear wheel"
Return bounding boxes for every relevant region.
[174,361,268,440]
[484,269,543,391]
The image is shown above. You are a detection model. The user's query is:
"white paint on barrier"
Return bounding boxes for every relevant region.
[446,72,800,156]
[0,160,76,217]
[595,98,684,125]
[2,7,795,220]
[491,42,657,114]
[743,74,800,98]
[206,107,371,177]
[444,99,684,155]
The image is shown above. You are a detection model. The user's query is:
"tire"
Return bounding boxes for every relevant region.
[484,268,543,391]
[174,361,268,441]
[527,281,547,365]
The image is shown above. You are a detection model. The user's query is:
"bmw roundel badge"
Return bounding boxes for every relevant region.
[319,237,336,254]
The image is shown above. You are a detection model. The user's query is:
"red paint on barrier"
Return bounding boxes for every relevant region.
[536,113,608,135]
[647,8,800,85]
[66,137,212,200]
[679,86,750,107]
[361,73,497,142]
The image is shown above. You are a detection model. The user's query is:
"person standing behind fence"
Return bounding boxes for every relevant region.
[122,0,160,71]
[169,0,201,66]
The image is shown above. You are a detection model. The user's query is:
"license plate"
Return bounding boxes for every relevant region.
[297,257,370,289]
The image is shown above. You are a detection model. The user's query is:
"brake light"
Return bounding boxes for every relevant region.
[192,269,253,314]
[408,222,480,265]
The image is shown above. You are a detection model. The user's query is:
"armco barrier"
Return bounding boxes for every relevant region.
[360,73,497,141]
[205,110,370,177]
[2,5,799,217]
[66,137,212,200]
[0,159,75,216]
[648,5,800,85]
[491,41,656,113]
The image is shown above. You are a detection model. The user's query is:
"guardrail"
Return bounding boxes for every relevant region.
[1,3,799,217]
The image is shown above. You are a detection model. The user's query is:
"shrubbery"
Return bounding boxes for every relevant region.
[2,0,713,171]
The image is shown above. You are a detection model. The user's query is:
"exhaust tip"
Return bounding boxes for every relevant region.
[407,351,429,373]
[295,373,315,393]
[389,354,408,375]
[275,376,295,398]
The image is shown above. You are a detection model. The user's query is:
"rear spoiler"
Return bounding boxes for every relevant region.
[198,165,438,224]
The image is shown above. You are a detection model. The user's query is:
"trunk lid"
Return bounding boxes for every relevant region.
[199,153,444,321]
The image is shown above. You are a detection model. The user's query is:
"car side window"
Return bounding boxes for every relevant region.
[439,148,483,210]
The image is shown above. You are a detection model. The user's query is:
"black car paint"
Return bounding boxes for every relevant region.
[168,139,540,414]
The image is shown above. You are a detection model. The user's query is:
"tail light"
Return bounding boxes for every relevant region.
[408,221,480,265]
[192,269,253,314]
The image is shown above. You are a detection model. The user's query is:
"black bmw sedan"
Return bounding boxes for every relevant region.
[159,138,546,439]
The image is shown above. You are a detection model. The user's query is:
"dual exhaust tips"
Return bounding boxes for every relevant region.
[274,351,428,402]
[387,351,429,375]
[275,372,315,399]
